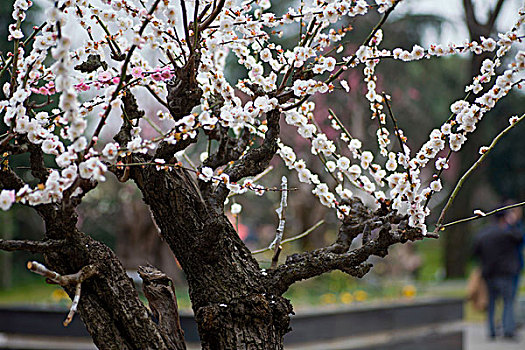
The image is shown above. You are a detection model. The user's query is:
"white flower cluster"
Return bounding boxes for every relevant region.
[0,0,523,244]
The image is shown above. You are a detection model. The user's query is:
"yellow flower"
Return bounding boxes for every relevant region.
[320,293,337,304]
[340,292,354,304]
[402,285,417,299]
[354,290,368,302]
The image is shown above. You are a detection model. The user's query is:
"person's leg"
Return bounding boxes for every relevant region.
[511,273,520,300]
[501,276,516,337]
[486,278,497,338]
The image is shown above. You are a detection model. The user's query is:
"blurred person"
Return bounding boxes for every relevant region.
[473,210,523,339]
[505,206,524,301]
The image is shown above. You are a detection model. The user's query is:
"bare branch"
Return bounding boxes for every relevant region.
[27,261,98,326]
[145,85,170,110]
[28,143,49,183]
[487,0,506,31]
[266,201,429,295]
[267,239,390,295]
[0,165,25,191]
[64,283,81,327]
[441,200,525,230]
[27,261,98,285]
[463,0,479,31]
[270,177,288,268]
[252,220,324,254]
[0,239,66,253]
[198,0,225,32]
[179,0,193,57]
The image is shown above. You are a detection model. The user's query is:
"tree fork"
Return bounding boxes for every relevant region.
[130,163,293,348]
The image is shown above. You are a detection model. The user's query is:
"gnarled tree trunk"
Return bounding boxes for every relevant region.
[130,158,292,349]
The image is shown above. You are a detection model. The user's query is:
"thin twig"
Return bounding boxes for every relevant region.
[252,220,324,254]
[179,0,193,56]
[198,0,225,31]
[440,201,525,229]
[144,85,170,110]
[434,113,525,232]
[227,165,274,198]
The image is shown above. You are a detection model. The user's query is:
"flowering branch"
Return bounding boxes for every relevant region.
[435,113,525,232]
[88,0,162,150]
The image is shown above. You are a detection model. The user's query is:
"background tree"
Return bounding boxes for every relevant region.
[443,0,513,278]
[0,0,524,349]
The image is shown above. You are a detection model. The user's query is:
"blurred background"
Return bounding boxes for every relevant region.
[0,0,524,349]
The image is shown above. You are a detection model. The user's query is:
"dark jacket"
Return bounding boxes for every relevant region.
[473,223,523,279]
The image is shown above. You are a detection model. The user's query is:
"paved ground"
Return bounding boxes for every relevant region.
[466,322,525,350]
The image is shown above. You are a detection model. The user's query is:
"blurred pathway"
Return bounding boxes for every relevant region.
[466,322,525,350]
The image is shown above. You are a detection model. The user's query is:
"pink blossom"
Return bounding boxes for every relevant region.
[98,71,112,83]
[31,87,48,95]
[151,70,163,82]
[74,79,90,92]
[45,81,55,94]
[131,67,143,78]
[0,189,15,211]
[160,68,173,80]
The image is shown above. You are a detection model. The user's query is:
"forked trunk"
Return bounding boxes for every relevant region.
[132,165,293,349]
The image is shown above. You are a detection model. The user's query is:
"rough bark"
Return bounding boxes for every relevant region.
[129,163,293,349]
[139,265,186,350]
[0,168,172,349]
[41,214,172,349]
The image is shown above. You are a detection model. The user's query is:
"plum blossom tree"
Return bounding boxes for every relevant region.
[0,0,524,348]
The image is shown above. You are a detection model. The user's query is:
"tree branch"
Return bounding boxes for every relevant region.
[226,109,281,182]
[0,239,66,253]
[27,260,98,286]
[139,264,186,350]
[487,0,506,31]
[270,177,288,268]
[213,109,281,205]
[0,166,25,191]
[27,261,99,326]
[463,0,479,34]
[435,113,525,231]
[441,200,525,229]
[266,202,428,295]
[202,127,251,170]
[198,0,226,32]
